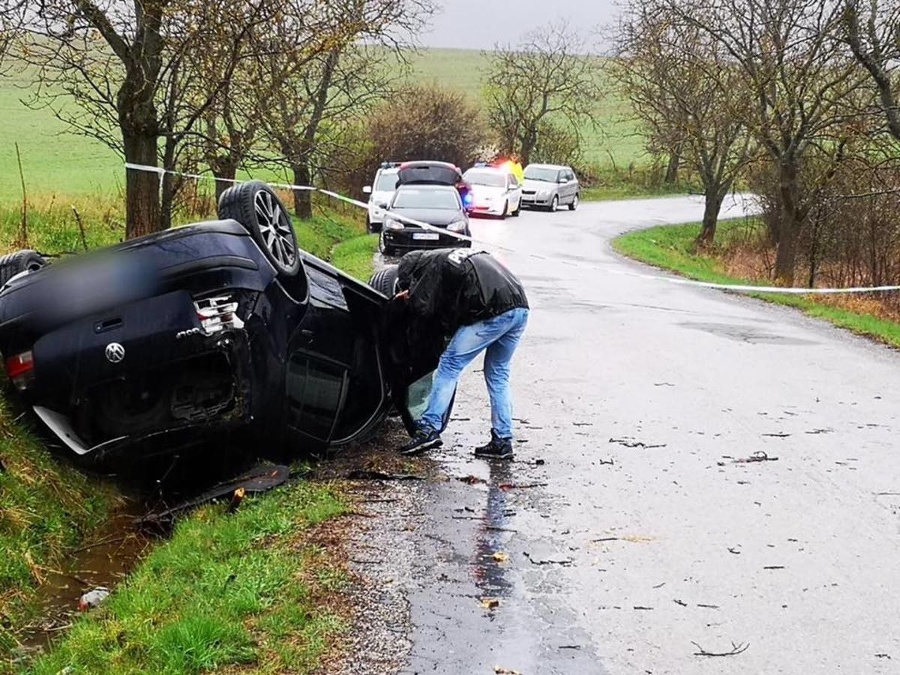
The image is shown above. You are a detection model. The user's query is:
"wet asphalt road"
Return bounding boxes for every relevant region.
[372,196,900,674]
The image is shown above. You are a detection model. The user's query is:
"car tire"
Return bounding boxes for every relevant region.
[0,249,46,287]
[368,266,400,297]
[569,194,579,211]
[218,181,301,277]
[549,195,559,212]
[379,232,396,257]
[512,201,521,217]
[500,201,508,219]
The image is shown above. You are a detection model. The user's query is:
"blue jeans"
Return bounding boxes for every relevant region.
[420,307,529,439]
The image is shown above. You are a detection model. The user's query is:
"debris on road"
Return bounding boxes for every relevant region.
[732,451,778,464]
[345,470,423,481]
[524,551,572,566]
[692,641,749,657]
[494,667,521,674]
[498,482,548,491]
[456,475,486,485]
[481,598,500,610]
[492,552,509,563]
[609,437,666,449]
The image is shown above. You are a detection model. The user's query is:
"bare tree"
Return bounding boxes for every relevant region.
[483,22,602,166]
[612,0,753,246]
[9,0,271,237]
[668,0,865,285]
[842,0,900,139]
[257,0,433,219]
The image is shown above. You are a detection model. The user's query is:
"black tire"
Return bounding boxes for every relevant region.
[569,193,579,211]
[368,266,399,297]
[0,250,46,287]
[217,181,301,277]
[549,195,559,212]
[512,201,521,217]
[379,232,396,257]
[500,201,508,219]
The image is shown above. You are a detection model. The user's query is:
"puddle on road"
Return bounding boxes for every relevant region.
[679,321,819,346]
[471,461,516,604]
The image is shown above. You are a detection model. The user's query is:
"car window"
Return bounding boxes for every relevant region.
[374,171,398,192]
[523,166,559,182]
[286,353,347,441]
[566,169,576,181]
[463,170,506,188]
[392,188,460,210]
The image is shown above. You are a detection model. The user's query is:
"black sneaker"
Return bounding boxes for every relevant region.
[474,432,514,460]
[398,427,442,455]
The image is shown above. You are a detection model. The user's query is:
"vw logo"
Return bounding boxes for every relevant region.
[105,342,125,364]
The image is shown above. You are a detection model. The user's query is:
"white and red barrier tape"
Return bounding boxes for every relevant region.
[124,163,900,295]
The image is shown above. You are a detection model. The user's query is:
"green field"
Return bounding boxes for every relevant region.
[0,48,649,203]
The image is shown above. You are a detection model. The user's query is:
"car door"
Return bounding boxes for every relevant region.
[378,294,456,435]
[507,173,522,212]
[284,267,388,447]
[565,168,578,203]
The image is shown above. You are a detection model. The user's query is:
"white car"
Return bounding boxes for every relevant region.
[362,165,400,232]
[462,166,522,218]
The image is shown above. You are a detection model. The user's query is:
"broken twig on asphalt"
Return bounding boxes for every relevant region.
[609,437,666,449]
[733,451,778,463]
[691,641,749,657]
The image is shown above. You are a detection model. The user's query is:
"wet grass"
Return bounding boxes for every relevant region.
[0,399,119,659]
[613,220,900,348]
[25,483,349,675]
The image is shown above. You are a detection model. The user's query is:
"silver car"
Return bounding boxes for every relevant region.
[520,164,580,211]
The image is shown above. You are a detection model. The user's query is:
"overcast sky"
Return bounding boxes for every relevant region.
[423,0,621,50]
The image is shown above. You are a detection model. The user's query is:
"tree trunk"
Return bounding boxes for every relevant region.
[292,163,313,219]
[520,127,538,166]
[695,188,725,248]
[664,147,681,185]
[213,166,237,202]
[123,132,161,239]
[774,160,800,286]
[158,135,178,231]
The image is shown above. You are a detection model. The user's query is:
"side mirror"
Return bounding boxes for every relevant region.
[558,177,567,183]
[362,185,372,194]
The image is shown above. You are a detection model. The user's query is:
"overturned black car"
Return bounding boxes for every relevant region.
[0,182,451,461]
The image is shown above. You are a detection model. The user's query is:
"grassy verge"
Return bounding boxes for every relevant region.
[0,400,119,657]
[25,483,348,675]
[1,195,377,672]
[613,219,900,348]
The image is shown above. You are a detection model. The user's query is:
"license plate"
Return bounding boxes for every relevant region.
[413,232,440,240]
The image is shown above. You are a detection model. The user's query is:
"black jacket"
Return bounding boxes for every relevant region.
[396,249,529,335]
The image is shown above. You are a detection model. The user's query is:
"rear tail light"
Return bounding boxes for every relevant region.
[5,351,34,391]
[194,296,244,335]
